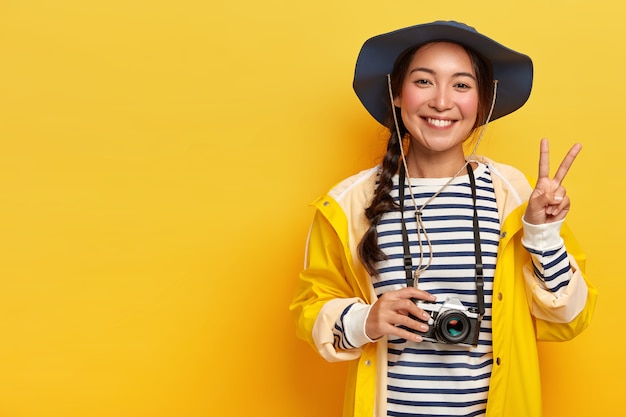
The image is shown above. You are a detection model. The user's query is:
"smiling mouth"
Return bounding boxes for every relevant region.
[426,117,454,128]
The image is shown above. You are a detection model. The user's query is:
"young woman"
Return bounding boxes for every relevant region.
[290,21,597,417]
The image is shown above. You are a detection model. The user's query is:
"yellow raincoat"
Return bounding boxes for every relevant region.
[290,157,597,417]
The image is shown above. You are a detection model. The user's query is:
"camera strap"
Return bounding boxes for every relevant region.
[398,163,485,317]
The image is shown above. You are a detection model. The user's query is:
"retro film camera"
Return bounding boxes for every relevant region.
[413,297,481,347]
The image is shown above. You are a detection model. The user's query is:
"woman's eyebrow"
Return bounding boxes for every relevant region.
[409,67,435,75]
[409,67,477,80]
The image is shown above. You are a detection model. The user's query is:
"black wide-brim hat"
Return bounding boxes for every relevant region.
[353,21,533,125]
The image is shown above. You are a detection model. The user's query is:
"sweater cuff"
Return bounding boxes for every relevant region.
[521,218,565,251]
[343,303,375,348]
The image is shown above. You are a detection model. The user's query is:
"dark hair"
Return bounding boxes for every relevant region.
[357,41,494,277]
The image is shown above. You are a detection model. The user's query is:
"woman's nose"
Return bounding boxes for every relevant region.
[429,87,453,111]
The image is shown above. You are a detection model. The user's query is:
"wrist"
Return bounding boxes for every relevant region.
[521,217,564,251]
[344,303,376,347]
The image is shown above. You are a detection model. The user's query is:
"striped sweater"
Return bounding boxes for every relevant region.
[333,163,572,417]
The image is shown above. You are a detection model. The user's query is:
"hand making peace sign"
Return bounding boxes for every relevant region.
[524,138,582,225]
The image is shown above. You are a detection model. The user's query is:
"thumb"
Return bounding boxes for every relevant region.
[529,188,552,208]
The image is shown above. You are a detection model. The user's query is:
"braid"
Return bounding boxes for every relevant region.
[357,45,416,277]
[358,126,403,276]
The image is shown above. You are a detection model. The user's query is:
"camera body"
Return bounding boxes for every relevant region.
[413,297,481,347]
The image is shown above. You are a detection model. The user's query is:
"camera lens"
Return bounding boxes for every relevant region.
[436,310,470,343]
[446,318,463,337]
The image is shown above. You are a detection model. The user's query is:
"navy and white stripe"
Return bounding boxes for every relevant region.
[333,303,359,350]
[524,246,572,293]
[376,163,498,417]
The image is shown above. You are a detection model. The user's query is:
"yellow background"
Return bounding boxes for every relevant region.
[0,0,619,416]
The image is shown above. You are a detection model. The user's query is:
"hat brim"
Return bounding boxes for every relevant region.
[353,21,533,125]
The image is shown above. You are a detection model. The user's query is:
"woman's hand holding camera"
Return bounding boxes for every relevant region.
[365,287,436,342]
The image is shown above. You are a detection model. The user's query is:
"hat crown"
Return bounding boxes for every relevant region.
[428,20,477,32]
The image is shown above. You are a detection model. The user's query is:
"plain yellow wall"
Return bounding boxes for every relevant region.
[0,0,620,416]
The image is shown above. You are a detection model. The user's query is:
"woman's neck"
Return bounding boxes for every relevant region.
[405,146,468,178]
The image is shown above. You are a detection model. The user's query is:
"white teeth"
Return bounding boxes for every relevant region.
[427,118,452,127]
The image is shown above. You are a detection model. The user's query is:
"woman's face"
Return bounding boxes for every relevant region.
[394,42,479,156]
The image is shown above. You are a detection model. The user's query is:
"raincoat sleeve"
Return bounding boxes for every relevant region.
[522,221,598,341]
[490,159,597,343]
[290,209,368,362]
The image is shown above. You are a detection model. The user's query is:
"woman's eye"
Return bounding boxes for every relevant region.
[455,82,471,89]
[413,79,430,85]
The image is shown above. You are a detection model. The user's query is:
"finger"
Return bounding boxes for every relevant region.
[538,184,566,215]
[553,143,582,185]
[529,189,551,211]
[552,185,566,203]
[537,138,550,179]
[377,288,433,306]
[394,311,430,333]
[400,286,437,302]
[390,326,425,343]
[386,297,431,322]
[547,195,571,219]
[385,311,430,343]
